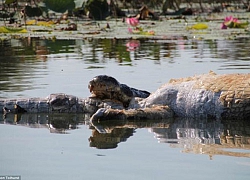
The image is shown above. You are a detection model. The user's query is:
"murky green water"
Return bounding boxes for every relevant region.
[0,37,250,180]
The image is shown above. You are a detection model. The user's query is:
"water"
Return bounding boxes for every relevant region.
[0,37,250,180]
[1,37,249,98]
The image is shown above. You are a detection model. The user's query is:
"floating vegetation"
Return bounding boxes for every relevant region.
[86,66,105,69]
[186,23,208,30]
[0,13,250,40]
[26,20,55,27]
[126,17,155,35]
[43,0,75,13]
[128,28,155,35]
[32,29,52,32]
[221,16,249,29]
[128,27,155,35]
[0,26,27,33]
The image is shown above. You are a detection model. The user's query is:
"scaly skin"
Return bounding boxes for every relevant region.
[138,72,250,119]
[90,106,173,121]
[1,72,250,121]
[88,75,150,107]
[0,74,149,115]
[0,94,124,114]
[91,72,250,121]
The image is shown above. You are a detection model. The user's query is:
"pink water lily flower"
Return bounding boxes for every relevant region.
[126,17,139,27]
[221,22,227,29]
[224,15,240,23]
[221,15,243,29]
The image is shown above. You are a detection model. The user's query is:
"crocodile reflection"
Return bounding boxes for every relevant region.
[1,113,88,134]
[89,119,172,149]
[89,126,135,149]
[89,118,250,158]
[1,113,250,158]
[149,118,250,158]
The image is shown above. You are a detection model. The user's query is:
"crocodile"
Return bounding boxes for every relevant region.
[0,75,150,115]
[90,72,250,121]
[1,72,250,121]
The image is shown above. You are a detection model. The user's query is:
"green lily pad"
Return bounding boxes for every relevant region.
[4,0,16,5]
[187,23,208,30]
[0,26,27,33]
[44,0,75,13]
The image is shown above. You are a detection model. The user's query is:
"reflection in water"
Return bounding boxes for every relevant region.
[2,37,250,64]
[0,113,87,134]
[150,118,250,159]
[0,37,250,98]
[1,113,249,158]
[89,118,172,149]
[89,126,135,149]
[126,40,140,51]
[1,37,250,98]
[0,38,49,97]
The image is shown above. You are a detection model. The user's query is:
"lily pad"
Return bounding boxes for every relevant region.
[225,21,249,29]
[85,0,109,20]
[187,23,208,30]
[26,20,55,27]
[0,26,27,33]
[4,0,16,4]
[44,0,75,13]
[86,66,105,69]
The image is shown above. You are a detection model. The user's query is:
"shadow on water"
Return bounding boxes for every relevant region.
[1,112,249,158]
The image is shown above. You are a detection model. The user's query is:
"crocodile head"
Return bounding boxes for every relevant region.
[88,75,121,99]
[88,75,134,108]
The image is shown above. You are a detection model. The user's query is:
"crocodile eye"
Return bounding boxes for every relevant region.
[89,85,94,92]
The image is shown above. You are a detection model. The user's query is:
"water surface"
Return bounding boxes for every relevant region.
[1,37,249,98]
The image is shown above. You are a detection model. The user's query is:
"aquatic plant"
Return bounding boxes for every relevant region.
[26,20,55,27]
[0,26,27,33]
[126,17,139,27]
[126,17,155,35]
[186,23,208,30]
[85,0,109,20]
[43,0,75,13]
[221,16,248,29]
